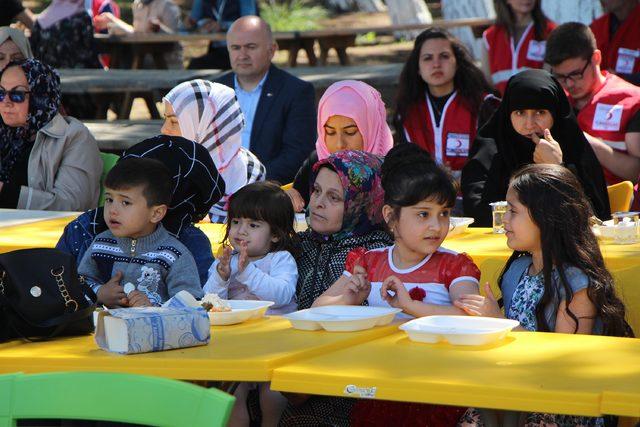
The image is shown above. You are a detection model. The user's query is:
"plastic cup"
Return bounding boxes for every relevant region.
[489,201,508,234]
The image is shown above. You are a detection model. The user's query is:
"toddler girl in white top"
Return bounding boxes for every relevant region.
[204,181,298,315]
[204,181,298,427]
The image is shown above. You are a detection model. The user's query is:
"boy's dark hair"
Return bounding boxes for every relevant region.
[224,181,299,254]
[381,144,456,215]
[104,158,173,207]
[545,22,597,66]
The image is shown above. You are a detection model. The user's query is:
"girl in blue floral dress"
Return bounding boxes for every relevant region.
[456,164,632,427]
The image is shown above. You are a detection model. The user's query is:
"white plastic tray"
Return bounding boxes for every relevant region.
[207,300,274,326]
[448,217,475,237]
[400,315,519,346]
[283,305,401,332]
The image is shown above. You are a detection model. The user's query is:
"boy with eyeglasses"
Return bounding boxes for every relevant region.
[545,22,640,185]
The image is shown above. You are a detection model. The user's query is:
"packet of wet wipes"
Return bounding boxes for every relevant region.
[95,291,210,354]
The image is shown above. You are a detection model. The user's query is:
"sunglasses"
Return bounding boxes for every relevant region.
[0,89,30,103]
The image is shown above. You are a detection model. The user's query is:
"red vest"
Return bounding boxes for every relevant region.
[591,4,640,75]
[483,21,556,94]
[577,72,640,184]
[403,91,478,172]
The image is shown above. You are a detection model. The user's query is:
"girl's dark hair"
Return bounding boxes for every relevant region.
[224,181,299,255]
[498,164,632,337]
[381,144,456,217]
[495,0,550,40]
[395,27,496,126]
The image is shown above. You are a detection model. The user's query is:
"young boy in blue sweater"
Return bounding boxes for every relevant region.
[79,158,203,307]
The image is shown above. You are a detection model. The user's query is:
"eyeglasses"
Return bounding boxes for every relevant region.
[0,89,30,103]
[552,59,591,84]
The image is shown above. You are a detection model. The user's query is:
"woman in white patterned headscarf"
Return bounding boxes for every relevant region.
[162,79,266,223]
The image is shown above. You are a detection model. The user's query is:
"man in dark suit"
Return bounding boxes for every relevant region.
[217,16,316,184]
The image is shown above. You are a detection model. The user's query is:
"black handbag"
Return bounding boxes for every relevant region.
[0,248,97,342]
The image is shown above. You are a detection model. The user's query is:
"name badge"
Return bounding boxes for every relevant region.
[615,48,640,74]
[526,40,546,62]
[446,133,470,157]
[592,103,624,132]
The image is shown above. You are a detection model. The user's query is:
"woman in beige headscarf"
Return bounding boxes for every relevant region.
[0,27,33,70]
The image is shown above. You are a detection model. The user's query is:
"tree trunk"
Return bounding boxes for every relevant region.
[441,0,495,60]
[541,0,603,25]
[386,0,432,39]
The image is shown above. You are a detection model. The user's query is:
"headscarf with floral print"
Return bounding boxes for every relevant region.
[0,59,60,182]
[311,150,385,240]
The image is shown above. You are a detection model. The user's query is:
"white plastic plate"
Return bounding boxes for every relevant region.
[448,217,475,237]
[400,315,519,346]
[283,305,402,332]
[206,300,274,326]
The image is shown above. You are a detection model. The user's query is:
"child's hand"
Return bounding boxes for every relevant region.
[96,271,127,307]
[380,275,412,309]
[237,241,249,274]
[285,188,305,213]
[127,290,153,307]
[216,245,232,281]
[344,265,370,299]
[454,283,504,317]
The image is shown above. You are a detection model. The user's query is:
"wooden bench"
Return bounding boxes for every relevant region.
[86,120,163,152]
[59,69,228,119]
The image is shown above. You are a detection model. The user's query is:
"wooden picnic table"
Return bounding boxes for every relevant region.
[59,69,227,119]
[94,17,494,68]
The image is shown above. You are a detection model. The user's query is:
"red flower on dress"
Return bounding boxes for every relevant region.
[409,286,426,302]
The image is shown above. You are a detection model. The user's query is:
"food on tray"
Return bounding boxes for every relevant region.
[201,293,231,312]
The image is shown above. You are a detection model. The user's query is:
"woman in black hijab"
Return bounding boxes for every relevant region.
[462,69,610,226]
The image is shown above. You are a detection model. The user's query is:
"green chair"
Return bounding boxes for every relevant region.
[99,152,120,206]
[0,372,235,427]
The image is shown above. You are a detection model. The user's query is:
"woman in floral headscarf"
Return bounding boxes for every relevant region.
[162,79,266,223]
[281,150,393,427]
[0,58,101,210]
[287,80,394,212]
[295,149,392,310]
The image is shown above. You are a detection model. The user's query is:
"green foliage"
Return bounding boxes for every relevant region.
[356,31,377,45]
[259,0,328,31]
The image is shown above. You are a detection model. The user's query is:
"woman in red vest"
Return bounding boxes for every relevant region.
[396,28,497,184]
[482,0,556,94]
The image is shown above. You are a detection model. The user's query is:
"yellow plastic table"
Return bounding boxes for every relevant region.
[271,330,640,417]
[0,317,400,382]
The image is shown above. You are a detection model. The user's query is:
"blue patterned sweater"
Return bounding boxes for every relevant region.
[78,224,203,305]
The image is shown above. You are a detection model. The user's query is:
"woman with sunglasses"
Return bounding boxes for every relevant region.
[0,59,102,210]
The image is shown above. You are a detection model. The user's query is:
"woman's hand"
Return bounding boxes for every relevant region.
[285,188,305,213]
[454,283,504,317]
[380,275,412,310]
[216,245,232,281]
[532,129,563,165]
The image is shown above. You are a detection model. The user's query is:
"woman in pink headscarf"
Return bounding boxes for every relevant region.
[288,80,394,212]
